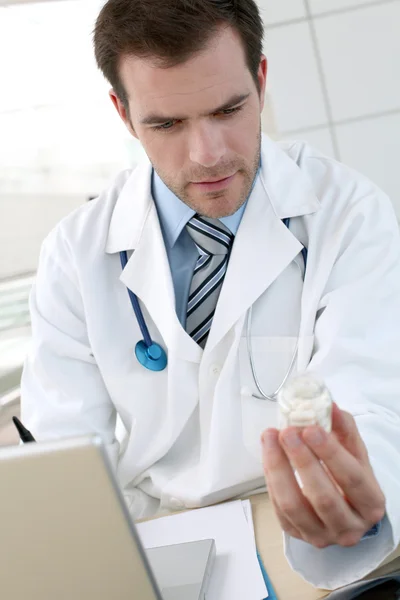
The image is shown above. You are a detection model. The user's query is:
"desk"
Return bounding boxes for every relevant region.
[1,416,398,598]
[250,492,400,600]
[142,492,400,599]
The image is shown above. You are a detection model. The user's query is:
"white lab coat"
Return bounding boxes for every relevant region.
[21,134,400,589]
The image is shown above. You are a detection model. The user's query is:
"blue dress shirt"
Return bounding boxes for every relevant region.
[151,170,246,327]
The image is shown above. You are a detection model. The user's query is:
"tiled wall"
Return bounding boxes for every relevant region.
[0,0,399,278]
[260,0,400,219]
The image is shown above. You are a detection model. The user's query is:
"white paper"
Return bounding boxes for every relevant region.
[137,500,267,600]
[241,499,257,550]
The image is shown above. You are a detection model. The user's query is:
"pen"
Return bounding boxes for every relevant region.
[12,416,36,443]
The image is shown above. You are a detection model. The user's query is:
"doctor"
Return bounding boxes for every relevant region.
[21,0,400,590]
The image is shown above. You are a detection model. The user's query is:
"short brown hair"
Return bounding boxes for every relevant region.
[93,0,264,109]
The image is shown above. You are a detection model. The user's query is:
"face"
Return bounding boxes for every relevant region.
[111,26,267,218]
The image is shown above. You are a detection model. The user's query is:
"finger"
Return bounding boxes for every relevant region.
[331,403,369,464]
[280,428,366,541]
[262,429,327,546]
[302,424,386,526]
[268,487,303,540]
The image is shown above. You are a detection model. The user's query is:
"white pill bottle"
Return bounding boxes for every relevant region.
[277,372,333,432]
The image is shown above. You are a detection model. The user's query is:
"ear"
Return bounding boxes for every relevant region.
[109,89,138,139]
[257,55,268,113]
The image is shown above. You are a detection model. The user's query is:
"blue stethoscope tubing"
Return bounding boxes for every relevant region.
[120,251,168,371]
[120,217,307,374]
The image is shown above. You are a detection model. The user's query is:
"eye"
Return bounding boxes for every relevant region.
[220,105,244,116]
[154,120,176,131]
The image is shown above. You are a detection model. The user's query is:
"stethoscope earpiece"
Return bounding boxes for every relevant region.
[135,340,168,372]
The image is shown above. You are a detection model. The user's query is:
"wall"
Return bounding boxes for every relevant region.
[1,0,399,278]
[260,0,400,219]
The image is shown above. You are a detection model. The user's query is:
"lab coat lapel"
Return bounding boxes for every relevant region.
[120,209,202,363]
[107,159,202,364]
[205,135,320,354]
[205,177,302,352]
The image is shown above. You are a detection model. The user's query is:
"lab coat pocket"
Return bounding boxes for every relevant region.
[239,335,314,461]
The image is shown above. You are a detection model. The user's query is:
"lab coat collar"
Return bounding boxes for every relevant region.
[118,201,203,363]
[104,135,321,360]
[259,133,320,218]
[105,156,153,254]
[204,135,321,353]
[105,134,320,254]
[106,155,202,363]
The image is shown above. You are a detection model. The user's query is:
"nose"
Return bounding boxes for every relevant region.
[188,121,226,168]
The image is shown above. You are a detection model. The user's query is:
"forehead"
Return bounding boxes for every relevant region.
[119,26,252,118]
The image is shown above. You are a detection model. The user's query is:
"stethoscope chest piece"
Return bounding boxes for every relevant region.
[135,340,168,372]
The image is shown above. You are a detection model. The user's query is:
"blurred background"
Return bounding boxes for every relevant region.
[1,0,399,444]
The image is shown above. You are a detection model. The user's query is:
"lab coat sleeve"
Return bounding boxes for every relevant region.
[20,227,119,469]
[284,183,400,589]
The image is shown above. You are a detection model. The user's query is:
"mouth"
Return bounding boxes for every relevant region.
[191,173,237,192]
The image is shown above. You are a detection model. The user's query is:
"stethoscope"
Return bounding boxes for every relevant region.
[120,217,307,401]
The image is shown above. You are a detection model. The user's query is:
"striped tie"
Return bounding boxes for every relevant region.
[185,215,234,348]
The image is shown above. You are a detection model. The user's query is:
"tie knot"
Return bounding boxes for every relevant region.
[186,215,234,256]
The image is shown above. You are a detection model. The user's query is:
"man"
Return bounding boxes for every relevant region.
[21,0,400,590]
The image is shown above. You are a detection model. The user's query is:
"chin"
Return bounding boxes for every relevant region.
[189,198,237,219]
[187,187,244,218]
[206,196,246,219]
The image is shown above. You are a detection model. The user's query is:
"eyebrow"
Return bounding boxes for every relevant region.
[140,92,251,126]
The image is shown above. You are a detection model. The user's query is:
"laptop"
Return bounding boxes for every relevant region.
[0,436,215,600]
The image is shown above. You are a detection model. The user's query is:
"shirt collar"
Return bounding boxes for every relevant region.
[152,165,260,248]
[152,171,195,248]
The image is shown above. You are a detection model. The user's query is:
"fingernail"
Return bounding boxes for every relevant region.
[282,430,302,449]
[305,427,326,446]
[262,430,277,449]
